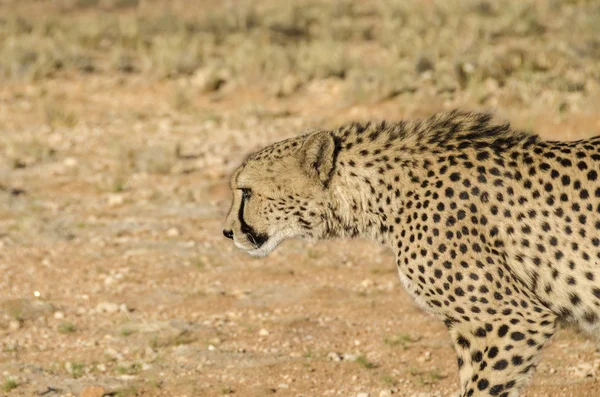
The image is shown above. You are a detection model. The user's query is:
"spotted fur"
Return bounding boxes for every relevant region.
[223,110,600,396]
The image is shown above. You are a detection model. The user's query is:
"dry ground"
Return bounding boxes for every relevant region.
[1,1,600,396]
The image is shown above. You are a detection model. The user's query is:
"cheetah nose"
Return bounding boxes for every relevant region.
[223,229,234,240]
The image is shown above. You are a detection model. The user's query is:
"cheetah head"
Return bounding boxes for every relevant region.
[223,130,340,257]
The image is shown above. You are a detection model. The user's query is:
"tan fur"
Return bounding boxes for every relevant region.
[224,110,600,396]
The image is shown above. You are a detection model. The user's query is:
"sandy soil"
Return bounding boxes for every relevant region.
[0,72,599,397]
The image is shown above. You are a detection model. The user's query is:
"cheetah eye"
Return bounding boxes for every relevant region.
[240,188,252,200]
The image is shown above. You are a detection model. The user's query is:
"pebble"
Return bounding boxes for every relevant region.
[568,362,597,378]
[96,302,119,314]
[63,157,78,167]
[343,353,358,361]
[360,279,374,288]
[258,328,270,336]
[275,75,302,97]
[379,391,392,397]
[65,362,75,374]
[191,67,228,92]
[53,311,65,319]
[417,351,432,362]
[327,352,342,361]
[167,227,180,237]
[9,320,21,330]
[80,386,105,397]
[104,348,124,361]
[357,393,370,397]
[107,194,124,206]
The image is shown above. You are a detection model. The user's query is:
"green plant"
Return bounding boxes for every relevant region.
[58,322,76,334]
[383,333,417,349]
[120,328,135,337]
[1,378,18,393]
[381,374,395,386]
[115,386,139,397]
[70,362,84,378]
[355,355,377,369]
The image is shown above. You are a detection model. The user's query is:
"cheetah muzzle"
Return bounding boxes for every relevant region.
[223,110,600,397]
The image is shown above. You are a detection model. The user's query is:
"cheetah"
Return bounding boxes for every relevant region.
[223,110,600,396]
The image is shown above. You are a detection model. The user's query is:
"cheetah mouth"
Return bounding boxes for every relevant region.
[240,229,296,257]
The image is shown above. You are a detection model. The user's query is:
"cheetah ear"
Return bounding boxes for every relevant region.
[300,130,338,186]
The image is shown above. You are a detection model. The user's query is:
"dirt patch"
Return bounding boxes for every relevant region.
[1,1,600,396]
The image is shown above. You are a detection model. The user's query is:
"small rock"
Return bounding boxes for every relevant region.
[53,311,65,320]
[357,393,370,397]
[569,362,596,378]
[191,67,227,92]
[484,77,499,93]
[418,351,432,362]
[104,348,124,361]
[96,364,106,372]
[327,352,342,361]
[166,227,180,237]
[80,386,105,397]
[342,353,358,361]
[9,320,21,330]
[360,279,374,288]
[208,344,216,351]
[278,383,289,389]
[107,194,124,206]
[275,75,303,97]
[379,390,392,397]
[96,302,119,314]
[63,157,78,167]
[258,328,270,336]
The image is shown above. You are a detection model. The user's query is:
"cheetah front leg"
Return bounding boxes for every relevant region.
[446,310,557,397]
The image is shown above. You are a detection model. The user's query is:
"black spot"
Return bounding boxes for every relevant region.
[493,359,508,370]
[511,355,523,366]
[477,378,489,391]
[498,325,509,337]
[457,334,471,349]
[488,346,499,358]
[477,151,490,161]
[570,293,581,305]
[474,328,487,337]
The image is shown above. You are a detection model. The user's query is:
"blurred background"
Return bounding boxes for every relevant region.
[0,0,599,396]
